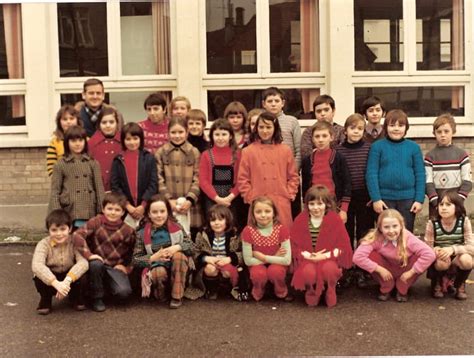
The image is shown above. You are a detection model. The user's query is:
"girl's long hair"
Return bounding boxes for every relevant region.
[248,196,280,227]
[304,185,337,214]
[139,194,176,230]
[54,105,82,140]
[360,209,409,267]
[64,125,88,156]
[249,111,283,144]
[208,118,237,152]
[205,204,236,235]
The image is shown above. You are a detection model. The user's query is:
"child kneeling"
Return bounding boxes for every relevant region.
[73,192,136,312]
[133,194,192,309]
[32,209,88,315]
[194,204,246,300]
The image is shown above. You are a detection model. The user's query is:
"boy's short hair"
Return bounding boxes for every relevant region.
[313,94,335,112]
[433,113,456,134]
[102,192,127,211]
[121,122,144,151]
[46,209,72,230]
[64,125,88,156]
[82,78,104,92]
[55,105,82,139]
[311,120,334,136]
[360,96,385,115]
[262,87,285,101]
[186,109,207,126]
[144,92,167,110]
[383,109,409,134]
[344,113,366,130]
[170,96,191,110]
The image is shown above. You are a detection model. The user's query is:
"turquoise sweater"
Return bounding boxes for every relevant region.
[366,138,425,203]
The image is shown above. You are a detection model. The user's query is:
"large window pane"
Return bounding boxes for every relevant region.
[58,3,108,77]
[416,0,464,70]
[355,86,464,117]
[0,4,23,80]
[269,0,320,72]
[0,95,25,126]
[354,0,403,71]
[61,91,171,125]
[207,88,320,121]
[206,0,257,74]
[120,1,171,75]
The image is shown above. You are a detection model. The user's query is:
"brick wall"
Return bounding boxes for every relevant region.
[0,147,50,205]
[0,138,473,228]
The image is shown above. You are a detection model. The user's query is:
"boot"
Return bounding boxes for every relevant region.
[204,276,219,300]
[454,269,471,300]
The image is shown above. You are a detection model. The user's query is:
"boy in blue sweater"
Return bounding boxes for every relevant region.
[366,109,425,232]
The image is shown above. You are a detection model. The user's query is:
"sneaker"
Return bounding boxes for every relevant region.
[396,292,408,302]
[74,303,87,311]
[92,298,106,312]
[206,290,218,300]
[377,292,390,302]
[455,284,468,300]
[169,298,182,309]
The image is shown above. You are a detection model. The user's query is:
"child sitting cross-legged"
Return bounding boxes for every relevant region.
[32,209,88,315]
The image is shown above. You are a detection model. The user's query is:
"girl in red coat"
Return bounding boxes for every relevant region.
[291,185,353,308]
[242,196,292,301]
[88,107,122,191]
[238,111,299,228]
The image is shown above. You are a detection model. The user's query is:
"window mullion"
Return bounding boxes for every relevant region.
[258,0,270,77]
[403,0,416,74]
[106,1,121,79]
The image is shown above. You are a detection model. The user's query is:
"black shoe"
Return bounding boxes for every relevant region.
[37,297,51,315]
[92,298,106,312]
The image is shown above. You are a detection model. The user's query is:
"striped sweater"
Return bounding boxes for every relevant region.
[336,140,371,192]
[46,136,64,176]
[424,144,472,204]
[277,112,302,170]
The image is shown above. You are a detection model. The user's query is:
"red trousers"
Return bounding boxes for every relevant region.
[369,251,420,295]
[298,260,341,307]
[204,263,239,287]
[249,264,288,301]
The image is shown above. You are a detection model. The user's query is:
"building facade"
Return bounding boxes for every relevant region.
[0,0,473,228]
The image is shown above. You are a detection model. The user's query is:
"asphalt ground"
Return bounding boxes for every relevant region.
[1,245,473,357]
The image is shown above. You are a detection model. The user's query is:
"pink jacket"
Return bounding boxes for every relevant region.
[353,230,436,274]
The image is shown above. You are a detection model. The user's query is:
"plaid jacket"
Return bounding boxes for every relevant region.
[73,215,136,267]
[155,142,203,228]
[48,154,105,221]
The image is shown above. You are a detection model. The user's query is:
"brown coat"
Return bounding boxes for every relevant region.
[48,154,105,221]
[238,142,300,228]
[155,142,202,228]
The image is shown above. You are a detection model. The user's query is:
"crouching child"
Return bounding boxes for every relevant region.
[32,209,88,315]
[73,192,136,312]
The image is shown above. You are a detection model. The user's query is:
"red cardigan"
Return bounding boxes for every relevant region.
[291,210,353,290]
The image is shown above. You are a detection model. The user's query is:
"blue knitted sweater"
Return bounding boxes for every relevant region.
[366,138,425,203]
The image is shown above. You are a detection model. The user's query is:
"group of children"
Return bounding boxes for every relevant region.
[32,78,473,315]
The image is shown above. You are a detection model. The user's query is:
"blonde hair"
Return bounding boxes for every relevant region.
[249,196,280,227]
[360,209,409,267]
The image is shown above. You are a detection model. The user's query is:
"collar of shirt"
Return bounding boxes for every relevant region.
[383,239,398,247]
[366,123,382,135]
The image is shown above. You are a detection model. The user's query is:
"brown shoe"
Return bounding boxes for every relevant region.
[432,283,444,298]
[455,283,468,300]
[169,298,182,309]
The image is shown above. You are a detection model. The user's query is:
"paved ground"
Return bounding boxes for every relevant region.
[1,245,473,357]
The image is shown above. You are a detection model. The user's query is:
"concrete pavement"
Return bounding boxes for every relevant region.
[1,245,473,357]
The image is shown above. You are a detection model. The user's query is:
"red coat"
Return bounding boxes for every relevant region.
[237,142,299,228]
[291,210,353,291]
[88,131,121,191]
